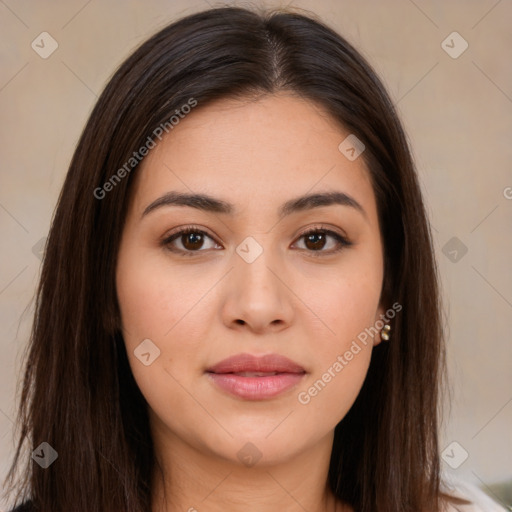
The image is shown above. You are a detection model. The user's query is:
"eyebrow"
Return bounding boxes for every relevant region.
[141,190,367,221]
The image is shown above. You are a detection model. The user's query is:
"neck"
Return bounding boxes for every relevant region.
[149,419,348,512]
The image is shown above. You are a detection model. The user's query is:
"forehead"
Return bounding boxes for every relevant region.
[130,92,376,220]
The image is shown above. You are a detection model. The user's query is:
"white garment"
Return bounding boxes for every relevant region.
[443,478,510,511]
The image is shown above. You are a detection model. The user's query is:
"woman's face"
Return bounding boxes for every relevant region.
[116,92,385,466]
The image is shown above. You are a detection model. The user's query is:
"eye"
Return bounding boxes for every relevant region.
[162,226,221,255]
[292,226,352,256]
[162,225,352,257]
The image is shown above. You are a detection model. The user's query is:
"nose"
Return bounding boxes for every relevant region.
[220,247,295,335]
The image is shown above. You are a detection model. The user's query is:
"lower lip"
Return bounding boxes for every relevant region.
[206,372,305,400]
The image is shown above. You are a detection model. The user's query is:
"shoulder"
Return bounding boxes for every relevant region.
[442,478,509,512]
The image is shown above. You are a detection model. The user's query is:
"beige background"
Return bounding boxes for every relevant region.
[1,0,511,506]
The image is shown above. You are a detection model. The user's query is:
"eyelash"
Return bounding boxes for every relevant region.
[161,224,353,257]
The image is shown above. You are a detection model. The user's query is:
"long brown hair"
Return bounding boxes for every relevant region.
[3,6,468,511]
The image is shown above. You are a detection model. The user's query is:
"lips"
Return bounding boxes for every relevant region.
[206,353,305,375]
[206,353,306,400]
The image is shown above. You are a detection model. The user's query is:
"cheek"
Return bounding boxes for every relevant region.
[116,246,217,395]
[294,258,381,419]
[116,248,206,341]
[297,347,371,426]
[295,304,374,429]
[116,254,203,428]
[300,259,382,344]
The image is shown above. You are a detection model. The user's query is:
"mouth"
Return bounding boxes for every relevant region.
[225,371,281,377]
[205,353,306,400]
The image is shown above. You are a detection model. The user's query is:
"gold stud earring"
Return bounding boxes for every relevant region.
[381,324,391,341]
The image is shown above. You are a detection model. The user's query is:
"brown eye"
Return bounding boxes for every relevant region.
[294,228,352,255]
[181,231,205,250]
[304,232,328,251]
[163,227,220,255]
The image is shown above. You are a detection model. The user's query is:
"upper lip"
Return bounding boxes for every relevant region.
[206,353,306,374]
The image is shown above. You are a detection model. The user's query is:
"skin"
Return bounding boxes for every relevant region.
[116,92,386,512]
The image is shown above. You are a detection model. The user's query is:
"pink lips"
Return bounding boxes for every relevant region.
[206,353,306,400]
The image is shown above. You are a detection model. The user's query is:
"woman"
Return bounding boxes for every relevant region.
[2,5,505,512]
